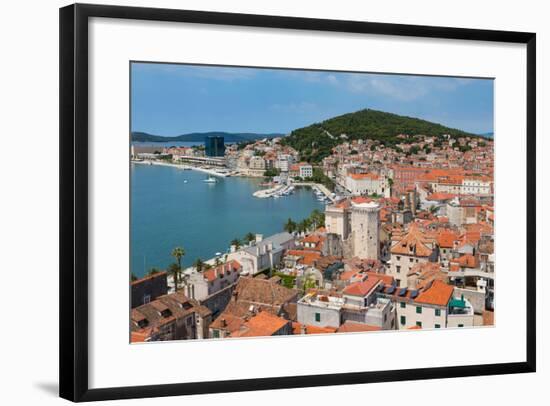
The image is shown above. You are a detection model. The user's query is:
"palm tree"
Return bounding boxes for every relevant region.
[298,219,311,234]
[193,258,205,273]
[167,262,181,292]
[170,246,185,291]
[231,238,242,250]
[283,218,296,233]
[309,209,325,230]
[244,232,256,245]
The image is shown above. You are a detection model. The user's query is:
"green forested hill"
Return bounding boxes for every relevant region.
[281,108,477,162]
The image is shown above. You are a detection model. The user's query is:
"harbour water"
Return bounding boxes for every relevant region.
[131,163,323,277]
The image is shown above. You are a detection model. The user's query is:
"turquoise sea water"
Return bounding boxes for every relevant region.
[131,163,323,277]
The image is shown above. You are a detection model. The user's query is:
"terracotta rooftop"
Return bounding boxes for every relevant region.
[336,321,381,333]
[450,254,479,269]
[203,260,241,282]
[286,249,322,266]
[292,322,337,335]
[415,280,454,307]
[349,173,380,180]
[390,224,433,257]
[342,277,380,297]
[437,229,459,248]
[131,271,168,286]
[231,311,290,337]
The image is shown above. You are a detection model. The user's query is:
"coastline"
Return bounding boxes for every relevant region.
[132,159,229,177]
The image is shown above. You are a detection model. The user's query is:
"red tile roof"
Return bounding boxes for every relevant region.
[450,254,479,269]
[286,250,322,266]
[336,321,381,333]
[292,322,337,335]
[390,224,433,257]
[349,173,380,180]
[415,280,454,307]
[231,311,290,337]
[203,260,241,282]
[437,229,459,248]
[342,277,380,297]
[131,271,168,286]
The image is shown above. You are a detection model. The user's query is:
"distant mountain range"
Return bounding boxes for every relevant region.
[131,131,285,143]
[479,132,494,139]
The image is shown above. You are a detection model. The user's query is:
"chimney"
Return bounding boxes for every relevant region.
[255,234,263,243]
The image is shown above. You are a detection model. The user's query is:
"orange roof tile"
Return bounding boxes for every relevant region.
[292,322,337,335]
[390,224,433,257]
[336,321,381,333]
[286,250,322,266]
[437,229,458,248]
[203,260,241,282]
[415,280,454,307]
[342,277,380,297]
[450,254,478,269]
[427,192,457,201]
[350,173,380,180]
[231,311,289,337]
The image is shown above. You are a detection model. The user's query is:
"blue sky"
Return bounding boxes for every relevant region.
[131,63,494,136]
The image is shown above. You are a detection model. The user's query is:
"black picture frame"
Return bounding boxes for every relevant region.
[59,3,536,402]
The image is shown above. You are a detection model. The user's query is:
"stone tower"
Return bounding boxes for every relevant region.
[350,200,380,260]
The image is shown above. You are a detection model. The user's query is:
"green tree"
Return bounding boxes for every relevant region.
[167,262,181,291]
[231,238,242,250]
[244,232,256,245]
[297,219,311,234]
[283,218,297,233]
[309,209,325,230]
[130,272,139,282]
[193,258,205,272]
[263,168,281,178]
[170,246,185,292]
[302,272,317,294]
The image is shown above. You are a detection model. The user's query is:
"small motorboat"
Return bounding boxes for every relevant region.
[203,176,218,183]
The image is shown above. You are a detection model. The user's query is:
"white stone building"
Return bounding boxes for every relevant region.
[344,173,390,197]
[349,200,380,260]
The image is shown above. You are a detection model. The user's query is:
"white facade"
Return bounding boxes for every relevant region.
[395,301,448,330]
[388,254,429,288]
[325,204,351,239]
[299,164,313,178]
[344,174,390,197]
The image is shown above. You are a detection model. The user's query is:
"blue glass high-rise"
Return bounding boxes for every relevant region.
[205,136,225,157]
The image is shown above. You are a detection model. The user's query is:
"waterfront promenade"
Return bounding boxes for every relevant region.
[132,159,229,177]
[292,182,335,202]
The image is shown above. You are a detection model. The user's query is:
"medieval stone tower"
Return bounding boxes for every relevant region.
[350,200,380,260]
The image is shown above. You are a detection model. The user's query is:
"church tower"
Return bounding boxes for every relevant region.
[350,200,380,260]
